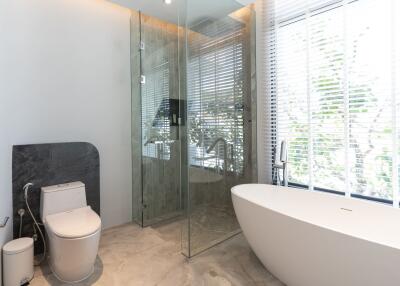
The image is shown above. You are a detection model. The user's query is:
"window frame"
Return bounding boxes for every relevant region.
[289,182,397,206]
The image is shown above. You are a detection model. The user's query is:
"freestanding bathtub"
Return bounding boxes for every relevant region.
[232,184,400,286]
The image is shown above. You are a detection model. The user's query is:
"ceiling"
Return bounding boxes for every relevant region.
[109,0,255,26]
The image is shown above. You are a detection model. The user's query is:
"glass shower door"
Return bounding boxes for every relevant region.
[140,12,184,226]
[130,2,257,256]
[131,10,183,226]
[182,2,257,257]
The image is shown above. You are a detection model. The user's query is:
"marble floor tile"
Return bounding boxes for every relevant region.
[30,221,285,286]
[188,204,241,255]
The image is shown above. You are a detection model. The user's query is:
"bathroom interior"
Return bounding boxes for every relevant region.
[1,0,400,285]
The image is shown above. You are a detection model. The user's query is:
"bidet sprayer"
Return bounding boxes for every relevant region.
[22,181,47,265]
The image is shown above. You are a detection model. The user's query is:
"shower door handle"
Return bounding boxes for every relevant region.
[0,216,9,228]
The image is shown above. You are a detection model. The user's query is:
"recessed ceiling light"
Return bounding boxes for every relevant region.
[164,0,172,4]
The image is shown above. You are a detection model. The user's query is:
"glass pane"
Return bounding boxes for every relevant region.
[140,13,183,226]
[131,7,184,227]
[347,0,393,199]
[309,6,345,191]
[184,1,257,256]
[276,17,309,186]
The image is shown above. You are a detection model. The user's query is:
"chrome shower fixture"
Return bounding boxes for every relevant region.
[273,140,288,187]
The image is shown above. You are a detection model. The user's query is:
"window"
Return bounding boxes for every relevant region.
[267,0,400,205]
[187,17,246,174]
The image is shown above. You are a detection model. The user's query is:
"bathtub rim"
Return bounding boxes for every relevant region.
[232,183,400,251]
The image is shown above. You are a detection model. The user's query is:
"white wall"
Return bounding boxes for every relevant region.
[0,0,132,281]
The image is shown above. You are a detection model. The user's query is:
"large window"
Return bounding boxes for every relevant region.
[268,0,400,205]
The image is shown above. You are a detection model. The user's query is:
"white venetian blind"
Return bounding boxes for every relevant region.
[266,0,400,204]
[187,17,246,174]
[141,62,171,160]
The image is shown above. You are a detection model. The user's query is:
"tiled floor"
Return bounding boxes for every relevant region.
[31,221,285,286]
[187,204,241,255]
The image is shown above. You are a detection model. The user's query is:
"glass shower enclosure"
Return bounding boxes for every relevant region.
[131,0,257,257]
[131,9,185,227]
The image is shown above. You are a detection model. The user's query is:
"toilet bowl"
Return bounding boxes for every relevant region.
[41,182,101,283]
[45,206,101,282]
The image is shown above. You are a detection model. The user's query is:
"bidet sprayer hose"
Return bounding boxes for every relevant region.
[23,183,47,266]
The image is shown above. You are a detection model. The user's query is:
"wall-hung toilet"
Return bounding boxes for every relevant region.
[40,182,101,283]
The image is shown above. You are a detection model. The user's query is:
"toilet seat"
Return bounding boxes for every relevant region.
[44,206,101,283]
[45,206,101,239]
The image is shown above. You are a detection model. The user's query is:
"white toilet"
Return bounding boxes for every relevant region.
[40,182,101,283]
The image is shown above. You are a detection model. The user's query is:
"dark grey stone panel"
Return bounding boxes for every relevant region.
[12,142,100,254]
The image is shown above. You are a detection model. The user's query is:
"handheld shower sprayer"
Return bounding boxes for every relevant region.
[23,182,47,265]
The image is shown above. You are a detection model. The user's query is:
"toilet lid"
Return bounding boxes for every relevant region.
[45,206,101,239]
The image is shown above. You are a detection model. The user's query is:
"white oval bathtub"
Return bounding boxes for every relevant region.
[232,184,400,286]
